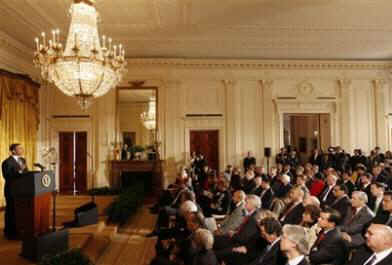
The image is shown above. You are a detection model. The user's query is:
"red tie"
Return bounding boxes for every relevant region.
[313,230,326,248]
[348,207,357,224]
[237,216,250,234]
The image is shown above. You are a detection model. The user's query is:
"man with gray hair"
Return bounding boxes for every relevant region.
[214,195,262,264]
[280,225,310,265]
[341,190,374,248]
[347,224,392,265]
[193,228,218,265]
[216,190,247,234]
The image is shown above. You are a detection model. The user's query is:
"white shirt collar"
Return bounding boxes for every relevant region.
[12,155,20,161]
[268,237,281,249]
[367,248,392,265]
[288,255,305,265]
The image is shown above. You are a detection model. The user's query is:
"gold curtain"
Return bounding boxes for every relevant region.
[0,73,40,207]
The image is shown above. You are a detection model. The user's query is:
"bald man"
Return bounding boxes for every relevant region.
[346,224,392,265]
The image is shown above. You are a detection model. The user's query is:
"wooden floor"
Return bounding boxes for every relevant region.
[0,196,157,265]
[97,205,157,265]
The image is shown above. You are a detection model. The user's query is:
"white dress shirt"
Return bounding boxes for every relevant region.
[288,255,305,265]
[364,248,392,265]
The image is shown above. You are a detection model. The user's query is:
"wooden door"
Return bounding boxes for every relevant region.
[59,131,88,193]
[59,132,74,192]
[75,132,87,192]
[190,130,219,173]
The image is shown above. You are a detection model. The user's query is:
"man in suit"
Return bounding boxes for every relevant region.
[372,191,392,227]
[216,190,247,234]
[368,182,386,216]
[280,225,310,265]
[259,175,274,210]
[215,195,262,264]
[192,229,218,265]
[346,224,392,265]
[359,173,373,200]
[341,191,375,248]
[280,185,305,225]
[319,174,337,206]
[309,207,347,265]
[1,143,28,240]
[243,151,256,172]
[331,184,352,225]
[342,171,356,197]
[246,217,287,265]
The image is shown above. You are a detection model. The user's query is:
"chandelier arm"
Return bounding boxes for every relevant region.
[93,71,105,95]
[78,59,84,96]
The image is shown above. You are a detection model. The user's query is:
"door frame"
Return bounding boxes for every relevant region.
[184,117,225,173]
[47,118,94,190]
[274,99,338,152]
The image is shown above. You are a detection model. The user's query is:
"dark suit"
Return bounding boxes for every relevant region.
[247,239,287,265]
[193,249,218,265]
[346,247,392,265]
[243,157,256,171]
[1,156,27,238]
[280,203,305,225]
[215,211,259,250]
[319,184,337,206]
[309,228,347,265]
[372,210,392,227]
[341,206,374,248]
[331,196,352,225]
[343,180,355,196]
[259,188,274,210]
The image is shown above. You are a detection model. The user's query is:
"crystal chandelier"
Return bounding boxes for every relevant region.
[141,98,156,130]
[33,0,127,110]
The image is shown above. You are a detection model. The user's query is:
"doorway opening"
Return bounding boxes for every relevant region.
[59,131,87,194]
[283,114,331,163]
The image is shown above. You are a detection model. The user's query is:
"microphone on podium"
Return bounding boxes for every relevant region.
[33,163,46,171]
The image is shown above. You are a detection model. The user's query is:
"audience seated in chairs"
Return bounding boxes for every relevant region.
[148,147,392,265]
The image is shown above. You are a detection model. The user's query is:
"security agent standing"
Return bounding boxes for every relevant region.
[1,143,28,240]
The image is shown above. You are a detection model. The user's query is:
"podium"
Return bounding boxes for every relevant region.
[11,170,55,238]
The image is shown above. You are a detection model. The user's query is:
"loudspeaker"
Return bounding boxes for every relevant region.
[264,147,271,158]
[74,202,98,227]
[21,230,69,261]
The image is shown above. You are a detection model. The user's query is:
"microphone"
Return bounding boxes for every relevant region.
[33,163,46,171]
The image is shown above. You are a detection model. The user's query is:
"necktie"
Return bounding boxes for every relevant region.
[312,230,325,249]
[258,243,272,263]
[322,186,331,202]
[237,216,250,234]
[374,199,381,215]
[364,254,376,265]
[347,207,358,224]
[280,202,297,222]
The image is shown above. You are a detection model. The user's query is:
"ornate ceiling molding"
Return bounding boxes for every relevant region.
[127,58,392,70]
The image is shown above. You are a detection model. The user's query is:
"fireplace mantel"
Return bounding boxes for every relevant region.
[110,160,163,191]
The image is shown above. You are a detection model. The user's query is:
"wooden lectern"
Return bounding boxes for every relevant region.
[11,171,55,239]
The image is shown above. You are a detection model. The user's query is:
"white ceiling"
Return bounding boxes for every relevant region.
[2,0,392,60]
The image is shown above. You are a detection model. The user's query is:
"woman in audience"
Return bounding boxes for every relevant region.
[299,204,321,247]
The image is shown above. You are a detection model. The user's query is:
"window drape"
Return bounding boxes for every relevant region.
[0,72,40,207]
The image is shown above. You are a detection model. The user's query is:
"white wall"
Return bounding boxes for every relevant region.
[36,59,392,186]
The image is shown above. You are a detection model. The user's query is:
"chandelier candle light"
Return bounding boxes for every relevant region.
[33,0,127,110]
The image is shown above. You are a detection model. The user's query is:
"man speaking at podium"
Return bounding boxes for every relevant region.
[1,143,28,240]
